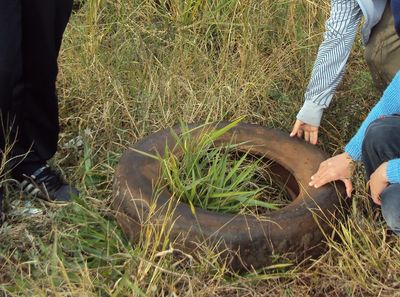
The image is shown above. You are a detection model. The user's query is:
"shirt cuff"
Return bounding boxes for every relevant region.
[387,159,400,184]
[344,140,362,161]
[296,100,325,126]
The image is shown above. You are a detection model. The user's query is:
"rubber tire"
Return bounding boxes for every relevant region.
[112,122,347,271]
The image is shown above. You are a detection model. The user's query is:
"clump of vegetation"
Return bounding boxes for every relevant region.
[159,119,282,214]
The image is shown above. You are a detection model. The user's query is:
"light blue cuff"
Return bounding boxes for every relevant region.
[296,100,325,126]
[344,141,361,161]
[387,159,400,184]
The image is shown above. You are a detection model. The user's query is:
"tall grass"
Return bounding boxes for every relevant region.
[150,119,281,213]
[1,0,394,296]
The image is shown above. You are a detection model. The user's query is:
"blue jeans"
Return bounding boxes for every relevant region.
[362,115,400,235]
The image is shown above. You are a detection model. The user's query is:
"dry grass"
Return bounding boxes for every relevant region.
[2,0,399,296]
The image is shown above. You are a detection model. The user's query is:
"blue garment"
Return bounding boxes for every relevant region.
[393,0,400,36]
[345,71,400,183]
[361,119,400,235]
[381,184,400,235]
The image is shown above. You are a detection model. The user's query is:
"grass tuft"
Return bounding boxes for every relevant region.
[157,119,283,214]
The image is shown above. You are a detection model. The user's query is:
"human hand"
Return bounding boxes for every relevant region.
[369,162,388,206]
[309,152,354,197]
[290,120,319,145]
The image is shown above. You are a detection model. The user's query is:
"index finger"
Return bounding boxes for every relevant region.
[372,195,382,206]
[310,130,318,145]
[290,121,302,137]
[309,172,335,188]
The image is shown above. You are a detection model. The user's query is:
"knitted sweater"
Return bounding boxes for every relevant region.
[345,71,400,183]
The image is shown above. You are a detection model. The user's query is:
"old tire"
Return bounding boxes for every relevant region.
[112,122,347,271]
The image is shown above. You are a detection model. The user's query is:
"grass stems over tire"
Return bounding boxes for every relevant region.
[132,118,283,214]
[160,119,280,214]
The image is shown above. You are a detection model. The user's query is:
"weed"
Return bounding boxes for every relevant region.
[156,119,283,214]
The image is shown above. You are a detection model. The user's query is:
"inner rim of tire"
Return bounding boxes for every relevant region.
[235,150,300,206]
[258,157,300,201]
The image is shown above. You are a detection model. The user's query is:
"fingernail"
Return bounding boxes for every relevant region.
[311,176,314,180]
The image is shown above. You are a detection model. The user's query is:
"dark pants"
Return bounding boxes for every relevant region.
[0,0,72,173]
[362,116,400,235]
[365,3,400,91]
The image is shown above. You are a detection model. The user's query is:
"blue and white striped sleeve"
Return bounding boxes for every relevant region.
[296,0,363,126]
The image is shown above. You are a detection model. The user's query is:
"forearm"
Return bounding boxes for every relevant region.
[345,71,400,160]
[297,0,362,126]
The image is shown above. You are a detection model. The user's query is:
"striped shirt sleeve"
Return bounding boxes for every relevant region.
[296,0,363,126]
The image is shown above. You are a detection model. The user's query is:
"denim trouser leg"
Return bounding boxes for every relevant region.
[381,184,400,235]
[362,115,400,235]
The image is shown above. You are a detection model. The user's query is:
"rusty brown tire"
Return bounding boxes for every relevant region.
[112,122,347,271]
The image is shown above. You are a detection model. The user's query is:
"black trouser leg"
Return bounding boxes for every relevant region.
[361,116,400,235]
[0,0,22,155]
[11,0,73,175]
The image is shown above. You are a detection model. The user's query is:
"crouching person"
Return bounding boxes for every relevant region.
[309,70,400,235]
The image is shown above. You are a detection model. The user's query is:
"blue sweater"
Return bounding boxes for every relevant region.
[345,71,400,183]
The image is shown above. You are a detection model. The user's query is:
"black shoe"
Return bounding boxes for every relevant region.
[19,165,79,203]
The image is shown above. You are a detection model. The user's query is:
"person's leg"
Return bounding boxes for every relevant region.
[11,0,73,177]
[362,116,400,234]
[10,0,78,203]
[365,3,400,91]
[380,184,400,235]
[362,116,400,178]
[0,1,23,219]
[0,0,22,154]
